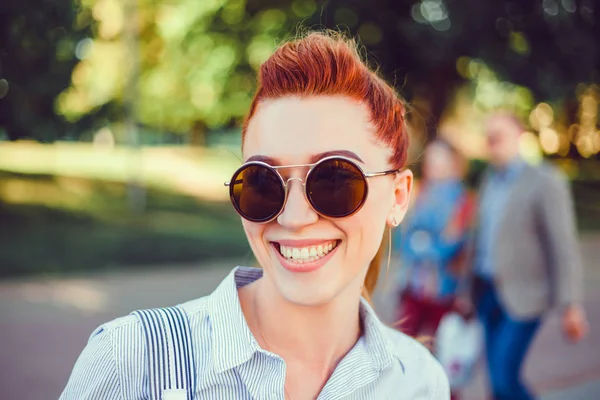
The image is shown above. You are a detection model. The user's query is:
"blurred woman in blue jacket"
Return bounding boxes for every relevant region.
[395,139,475,337]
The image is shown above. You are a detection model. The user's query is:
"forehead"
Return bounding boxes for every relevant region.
[243,96,391,167]
[426,142,450,156]
[486,115,521,137]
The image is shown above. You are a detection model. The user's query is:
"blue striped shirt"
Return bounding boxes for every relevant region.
[60,266,449,399]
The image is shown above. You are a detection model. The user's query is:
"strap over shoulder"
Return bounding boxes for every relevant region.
[132,306,196,400]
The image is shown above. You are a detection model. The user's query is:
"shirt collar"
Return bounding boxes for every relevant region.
[359,296,397,371]
[206,267,262,373]
[493,156,526,181]
[206,266,396,373]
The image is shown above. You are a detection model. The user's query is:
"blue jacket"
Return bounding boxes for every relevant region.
[394,180,469,300]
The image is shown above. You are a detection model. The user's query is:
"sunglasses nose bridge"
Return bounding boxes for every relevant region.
[277,176,316,224]
[284,176,305,186]
[282,176,306,203]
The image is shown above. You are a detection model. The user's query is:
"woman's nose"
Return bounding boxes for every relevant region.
[276,179,318,229]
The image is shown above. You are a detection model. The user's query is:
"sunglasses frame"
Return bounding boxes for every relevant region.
[224,155,400,223]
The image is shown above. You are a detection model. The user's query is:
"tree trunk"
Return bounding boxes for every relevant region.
[189,120,207,147]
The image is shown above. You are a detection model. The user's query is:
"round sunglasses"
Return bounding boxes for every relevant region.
[224,156,399,223]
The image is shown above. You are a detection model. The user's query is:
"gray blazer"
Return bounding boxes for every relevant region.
[472,162,583,320]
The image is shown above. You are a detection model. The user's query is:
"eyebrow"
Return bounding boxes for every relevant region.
[244,150,364,165]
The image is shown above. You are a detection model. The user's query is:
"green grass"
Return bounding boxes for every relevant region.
[1,164,599,278]
[0,171,251,278]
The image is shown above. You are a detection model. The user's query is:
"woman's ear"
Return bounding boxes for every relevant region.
[387,169,413,227]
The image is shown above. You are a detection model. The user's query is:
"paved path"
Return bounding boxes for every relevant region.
[373,233,600,400]
[0,235,599,400]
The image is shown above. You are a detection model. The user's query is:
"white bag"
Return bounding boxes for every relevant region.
[435,312,483,389]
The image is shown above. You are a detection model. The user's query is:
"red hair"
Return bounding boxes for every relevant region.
[242,31,410,299]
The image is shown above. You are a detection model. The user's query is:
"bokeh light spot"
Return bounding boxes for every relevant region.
[335,8,359,28]
[291,0,317,18]
[0,79,9,99]
[358,23,383,45]
[540,127,560,154]
[509,32,530,55]
[75,38,94,60]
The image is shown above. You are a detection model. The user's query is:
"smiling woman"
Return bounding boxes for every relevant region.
[60,31,450,400]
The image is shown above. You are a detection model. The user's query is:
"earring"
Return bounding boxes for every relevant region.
[386,219,398,279]
[386,226,392,277]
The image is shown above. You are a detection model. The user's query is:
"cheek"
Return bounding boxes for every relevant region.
[242,221,268,253]
[341,193,389,261]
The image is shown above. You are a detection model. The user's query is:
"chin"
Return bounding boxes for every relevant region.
[278,282,339,306]
[271,255,345,307]
[261,240,360,306]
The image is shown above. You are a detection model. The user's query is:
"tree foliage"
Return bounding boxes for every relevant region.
[0,0,91,141]
[305,0,599,136]
[56,0,300,135]
[1,0,598,142]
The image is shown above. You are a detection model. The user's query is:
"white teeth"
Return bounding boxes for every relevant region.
[278,241,338,263]
[292,248,301,259]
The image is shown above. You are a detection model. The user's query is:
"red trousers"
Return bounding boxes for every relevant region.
[397,291,460,400]
[397,290,455,337]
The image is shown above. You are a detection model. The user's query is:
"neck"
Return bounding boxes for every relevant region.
[494,154,521,169]
[242,276,363,375]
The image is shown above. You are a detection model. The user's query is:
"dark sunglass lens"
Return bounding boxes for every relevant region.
[306,159,367,217]
[230,164,285,222]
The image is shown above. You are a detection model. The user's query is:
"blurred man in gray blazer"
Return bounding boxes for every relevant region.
[471,112,588,400]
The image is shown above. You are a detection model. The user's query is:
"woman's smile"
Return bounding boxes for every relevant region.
[271,239,341,273]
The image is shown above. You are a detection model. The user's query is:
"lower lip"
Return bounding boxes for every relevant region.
[272,242,339,273]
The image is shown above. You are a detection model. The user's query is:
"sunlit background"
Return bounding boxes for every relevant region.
[0,1,599,399]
